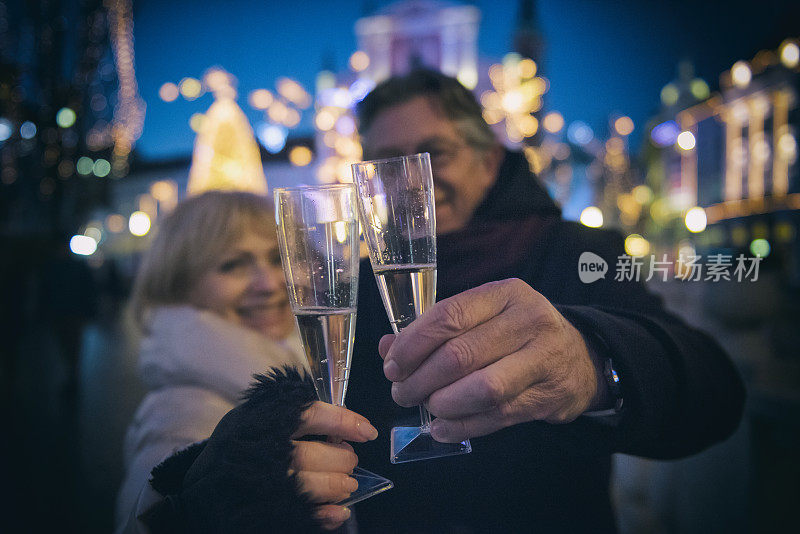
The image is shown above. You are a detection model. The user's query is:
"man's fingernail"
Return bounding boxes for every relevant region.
[358,421,378,440]
[384,359,401,381]
[345,476,359,493]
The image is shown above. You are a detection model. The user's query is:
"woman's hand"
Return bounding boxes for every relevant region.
[290,401,378,530]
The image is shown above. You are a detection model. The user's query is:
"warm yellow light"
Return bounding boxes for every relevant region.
[661,84,679,106]
[543,111,564,133]
[684,206,707,233]
[315,109,336,131]
[159,82,179,102]
[248,89,273,110]
[518,58,537,78]
[780,40,799,68]
[179,77,202,100]
[106,214,125,233]
[579,206,603,228]
[349,51,370,72]
[267,101,289,123]
[518,115,539,137]
[333,221,349,244]
[731,61,751,87]
[632,185,653,204]
[624,234,650,257]
[288,146,313,166]
[778,133,797,159]
[189,113,205,133]
[150,180,175,201]
[129,211,151,236]
[614,116,634,136]
[690,79,710,100]
[283,108,301,128]
[677,131,696,150]
[277,78,311,108]
[502,91,524,113]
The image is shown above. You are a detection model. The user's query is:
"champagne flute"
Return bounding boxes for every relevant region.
[351,153,472,464]
[274,184,393,506]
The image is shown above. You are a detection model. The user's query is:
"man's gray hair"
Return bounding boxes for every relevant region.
[356,68,497,152]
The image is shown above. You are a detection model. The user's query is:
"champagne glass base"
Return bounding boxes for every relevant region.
[337,466,394,506]
[390,426,472,464]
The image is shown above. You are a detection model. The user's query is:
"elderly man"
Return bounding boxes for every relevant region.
[345,69,745,532]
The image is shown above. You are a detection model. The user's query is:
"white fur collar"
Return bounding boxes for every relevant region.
[139,306,308,403]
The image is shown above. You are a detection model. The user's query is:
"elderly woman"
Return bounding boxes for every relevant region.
[116,191,375,533]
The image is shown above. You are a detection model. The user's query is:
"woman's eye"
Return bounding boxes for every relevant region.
[219,258,247,273]
[268,251,283,266]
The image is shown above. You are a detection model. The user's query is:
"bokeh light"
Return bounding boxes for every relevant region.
[567,121,593,145]
[684,207,707,233]
[624,234,650,257]
[614,116,634,136]
[780,40,799,68]
[56,107,77,128]
[256,123,287,153]
[288,146,313,166]
[20,121,37,139]
[70,235,97,256]
[731,61,752,87]
[660,84,679,106]
[0,118,12,141]
[651,120,680,147]
[129,211,151,236]
[159,82,179,102]
[189,113,205,133]
[677,131,696,151]
[106,214,126,233]
[84,225,102,242]
[690,79,710,100]
[179,77,202,100]
[349,51,370,72]
[579,206,604,228]
[750,238,771,257]
[543,111,564,133]
[76,156,94,175]
[248,89,274,110]
[93,158,111,177]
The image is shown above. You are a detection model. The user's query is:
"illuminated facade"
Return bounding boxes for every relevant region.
[354,0,480,88]
[650,40,800,282]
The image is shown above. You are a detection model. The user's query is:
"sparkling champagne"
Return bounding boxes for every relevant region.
[372,263,436,333]
[295,307,356,406]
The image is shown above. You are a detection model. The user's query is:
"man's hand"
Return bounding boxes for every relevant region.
[290,402,378,530]
[379,278,606,443]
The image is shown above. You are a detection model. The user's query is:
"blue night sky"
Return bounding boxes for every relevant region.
[133,0,798,161]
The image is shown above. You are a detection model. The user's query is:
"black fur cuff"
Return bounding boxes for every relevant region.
[141,366,327,533]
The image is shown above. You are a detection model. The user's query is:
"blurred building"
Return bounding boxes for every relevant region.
[644,40,800,284]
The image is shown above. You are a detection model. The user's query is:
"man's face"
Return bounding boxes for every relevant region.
[360,96,501,234]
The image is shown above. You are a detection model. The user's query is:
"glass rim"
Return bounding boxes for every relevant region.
[273,183,356,194]
[352,152,430,167]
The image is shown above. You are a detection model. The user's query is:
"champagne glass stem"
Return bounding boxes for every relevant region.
[419,404,432,431]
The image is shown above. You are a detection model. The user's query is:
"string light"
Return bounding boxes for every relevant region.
[107,0,145,177]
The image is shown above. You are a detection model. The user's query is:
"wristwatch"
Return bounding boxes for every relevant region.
[584,358,623,418]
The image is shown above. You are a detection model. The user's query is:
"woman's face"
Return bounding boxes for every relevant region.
[188,231,295,340]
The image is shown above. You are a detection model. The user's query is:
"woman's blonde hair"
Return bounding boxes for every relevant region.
[129,190,276,330]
